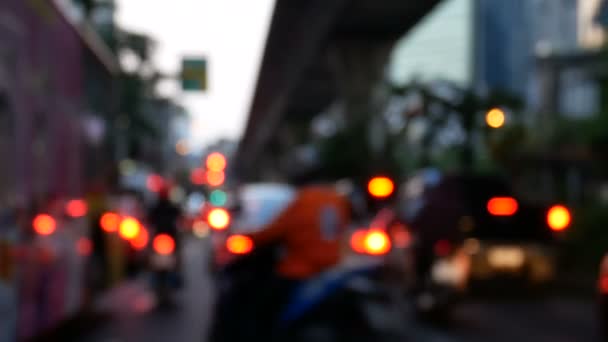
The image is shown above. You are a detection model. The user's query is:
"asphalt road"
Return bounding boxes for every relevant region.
[80,235,602,342]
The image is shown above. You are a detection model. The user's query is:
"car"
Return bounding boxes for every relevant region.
[394,170,572,316]
[207,183,296,271]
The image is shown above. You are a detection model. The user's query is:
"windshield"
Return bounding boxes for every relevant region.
[236,184,296,232]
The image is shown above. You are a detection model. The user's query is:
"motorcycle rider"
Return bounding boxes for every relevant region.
[244,181,352,335]
[147,185,183,286]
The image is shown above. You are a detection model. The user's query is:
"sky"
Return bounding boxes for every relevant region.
[115,0,275,150]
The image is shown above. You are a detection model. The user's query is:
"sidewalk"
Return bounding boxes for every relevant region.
[29,277,153,342]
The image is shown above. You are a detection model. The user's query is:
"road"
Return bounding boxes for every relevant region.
[82,236,214,342]
[80,235,602,342]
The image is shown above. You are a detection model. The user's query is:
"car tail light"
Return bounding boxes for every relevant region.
[362,230,391,255]
[487,197,518,216]
[119,217,141,240]
[226,235,254,255]
[434,239,452,257]
[547,205,571,231]
[350,230,368,254]
[100,212,120,232]
[65,199,88,218]
[131,228,149,250]
[153,234,175,255]
[367,177,395,199]
[207,208,230,230]
[33,214,56,236]
[599,276,608,294]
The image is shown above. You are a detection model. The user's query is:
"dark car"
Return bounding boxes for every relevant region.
[396,170,571,316]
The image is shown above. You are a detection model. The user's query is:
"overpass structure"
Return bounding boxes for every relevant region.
[236,0,442,179]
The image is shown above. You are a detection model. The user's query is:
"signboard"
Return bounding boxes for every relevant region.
[181,58,207,91]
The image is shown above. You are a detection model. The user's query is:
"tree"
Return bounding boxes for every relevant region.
[390,81,522,172]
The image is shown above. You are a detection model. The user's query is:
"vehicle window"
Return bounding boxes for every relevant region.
[237,186,296,232]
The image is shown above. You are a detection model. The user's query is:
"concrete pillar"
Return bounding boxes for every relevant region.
[326,41,395,165]
[328,41,393,124]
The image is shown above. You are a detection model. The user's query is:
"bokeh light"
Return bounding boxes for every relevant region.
[119,217,141,240]
[209,190,227,206]
[153,234,175,255]
[192,220,210,238]
[350,229,368,254]
[487,197,518,216]
[190,168,206,185]
[33,214,56,236]
[131,227,149,250]
[175,139,190,156]
[206,170,225,187]
[66,199,88,218]
[226,235,253,255]
[207,208,230,230]
[486,108,505,128]
[363,230,391,255]
[100,212,120,232]
[206,152,227,171]
[368,177,394,198]
[547,205,571,231]
[147,174,165,193]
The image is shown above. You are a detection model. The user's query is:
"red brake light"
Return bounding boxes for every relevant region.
[487,197,518,216]
[153,234,175,255]
[434,239,452,257]
[100,212,120,232]
[350,230,368,254]
[600,276,608,294]
[363,230,391,255]
[547,205,571,231]
[367,177,395,198]
[33,214,56,236]
[66,199,88,218]
[131,228,149,250]
[226,235,254,255]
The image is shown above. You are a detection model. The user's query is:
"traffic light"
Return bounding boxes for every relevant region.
[206,152,227,172]
[209,189,227,206]
[205,152,227,187]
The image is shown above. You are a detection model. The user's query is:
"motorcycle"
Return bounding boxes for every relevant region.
[148,233,180,308]
[209,230,403,342]
[410,240,470,321]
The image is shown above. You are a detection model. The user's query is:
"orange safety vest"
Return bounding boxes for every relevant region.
[248,186,350,279]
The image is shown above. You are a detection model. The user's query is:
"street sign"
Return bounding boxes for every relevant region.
[181,58,207,91]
